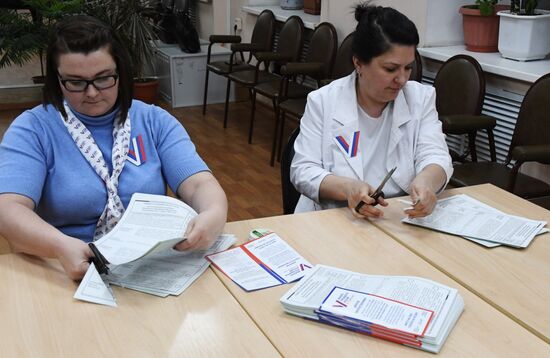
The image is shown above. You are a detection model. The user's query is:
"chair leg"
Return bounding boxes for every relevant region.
[468,132,477,162]
[248,89,257,144]
[276,111,287,163]
[270,99,280,166]
[223,77,231,128]
[202,69,210,115]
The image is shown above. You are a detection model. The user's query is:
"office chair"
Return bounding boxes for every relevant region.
[254,22,337,166]
[202,9,275,125]
[227,16,305,143]
[434,54,497,163]
[450,73,550,199]
[281,127,301,214]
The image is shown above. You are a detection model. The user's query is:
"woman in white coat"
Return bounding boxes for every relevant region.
[291,3,453,218]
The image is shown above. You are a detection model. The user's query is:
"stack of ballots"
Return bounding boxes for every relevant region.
[280,265,464,353]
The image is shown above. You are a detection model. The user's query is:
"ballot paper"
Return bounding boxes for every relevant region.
[74,263,117,307]
[402,194,547,248]
[94,193,197,265]
[75,234,236,305]
[105,234,236,296]
[207,232,312,291]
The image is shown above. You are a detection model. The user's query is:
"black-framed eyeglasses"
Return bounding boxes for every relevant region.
[58,74,119,92]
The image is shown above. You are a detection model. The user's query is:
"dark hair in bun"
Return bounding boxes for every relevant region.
[352,1,419,63]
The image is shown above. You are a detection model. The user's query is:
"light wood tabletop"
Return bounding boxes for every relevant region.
[0,254,280,357]
[0,235,10,254]
[374,184,550,344]
[221,208,550,357]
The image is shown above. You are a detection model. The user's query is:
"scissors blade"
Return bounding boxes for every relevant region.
[373,167,397,194]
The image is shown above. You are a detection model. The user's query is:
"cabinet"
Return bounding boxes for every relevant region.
[154,43,234,108]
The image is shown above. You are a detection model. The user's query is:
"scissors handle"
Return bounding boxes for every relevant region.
[88,243,110,275]
[354,191,385,213]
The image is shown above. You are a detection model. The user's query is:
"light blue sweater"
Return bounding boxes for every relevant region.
[0,100,208,242]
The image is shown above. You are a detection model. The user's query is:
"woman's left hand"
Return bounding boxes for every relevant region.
[404,183,437,218]
[173,172,228,251]
[403,164,447,218]
[174,208,225,251]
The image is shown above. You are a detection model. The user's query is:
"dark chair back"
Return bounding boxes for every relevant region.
[304,22,338,79]
[449,73,550,198]
[281,127,301,215]
[250,9,276,53]
[410,49,423,82]
[276,16,305,63]
[331,32,355,80]
[507,73,550,163]
[434,54,485,116]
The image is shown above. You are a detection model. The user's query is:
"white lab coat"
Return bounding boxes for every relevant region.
[290,72,453,213]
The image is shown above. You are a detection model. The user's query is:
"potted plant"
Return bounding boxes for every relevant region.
[304,0,321,15]
[84,0,160,103]
[498,0,550,61]
[0,0,84,83]
[459,0,509,52]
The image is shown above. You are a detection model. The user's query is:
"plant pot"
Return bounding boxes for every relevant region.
[133,77,159,104]
[459,5,509,52]
[498,10,550,61]
[304,0,321,15]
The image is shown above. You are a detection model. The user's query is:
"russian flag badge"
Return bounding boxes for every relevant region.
[335,131,360,158]
[127,134,147,166]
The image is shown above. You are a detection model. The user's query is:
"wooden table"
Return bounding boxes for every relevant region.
[0,235,10,254]
[221,208,550,356]
[375,184,550,344]
[0,254,280,357]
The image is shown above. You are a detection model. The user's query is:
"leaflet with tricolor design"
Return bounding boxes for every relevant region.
[206,232,312,291]
[317,287,434,338]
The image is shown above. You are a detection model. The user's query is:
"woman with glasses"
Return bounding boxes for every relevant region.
[0,15,228,280]
[291,3,452,218]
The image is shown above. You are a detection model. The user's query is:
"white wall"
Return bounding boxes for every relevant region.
[213,0,464,46]
[197,2,214,39]
[196,0,233,40]
[222,0,519,48]
[321,0,470,47]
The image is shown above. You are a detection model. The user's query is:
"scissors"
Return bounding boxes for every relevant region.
[354,167,397,213]
[88,242,110,275]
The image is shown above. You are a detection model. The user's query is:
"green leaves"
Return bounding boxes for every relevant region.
[1,0,160,79]
[510,0,538,15]
[525,0,538,15]
[0,9,40,68]
[84,0,159,80]
[0,1,85,74]
[475,0,498,16]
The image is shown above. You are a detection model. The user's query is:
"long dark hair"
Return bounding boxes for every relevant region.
[352,2,419,64]
[42,15,133,122]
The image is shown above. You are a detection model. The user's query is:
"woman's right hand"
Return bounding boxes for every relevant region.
[54,237,94,281]
[345,179,388,218]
